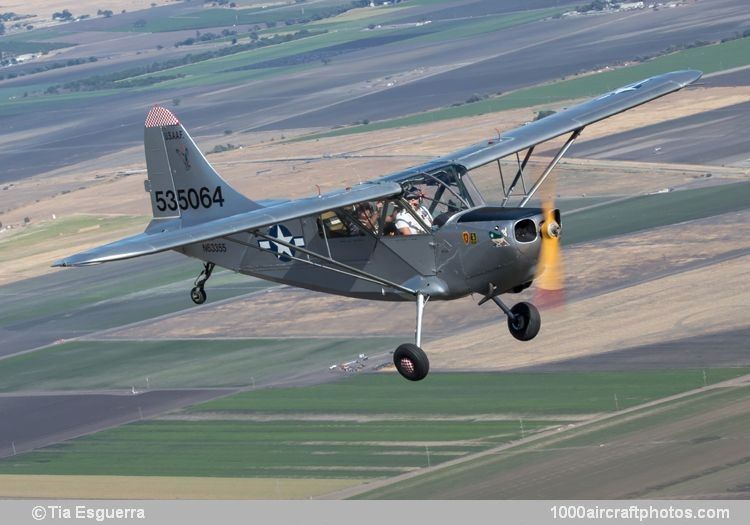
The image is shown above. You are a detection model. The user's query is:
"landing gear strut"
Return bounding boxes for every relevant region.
[190,262,214,305]
[492,296,541,341]
[393,293,430,381]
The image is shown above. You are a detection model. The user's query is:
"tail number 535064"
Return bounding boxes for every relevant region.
[154,186,225,212]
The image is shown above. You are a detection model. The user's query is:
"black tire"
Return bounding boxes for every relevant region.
[393,343,430,381]
[190,287,207,305]
[507,302,541,341]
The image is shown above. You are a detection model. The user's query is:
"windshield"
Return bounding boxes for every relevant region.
[399,165,475,227]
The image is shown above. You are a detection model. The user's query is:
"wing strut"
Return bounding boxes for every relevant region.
[501,146,535,206]
[248,231,418,296]
[519,129,582,207]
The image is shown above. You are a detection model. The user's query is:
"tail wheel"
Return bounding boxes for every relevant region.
[508,302,541,341]
[190,287,207,305]
[393,343,430,381]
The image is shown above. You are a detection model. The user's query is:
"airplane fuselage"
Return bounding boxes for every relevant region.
[179,206,546,301]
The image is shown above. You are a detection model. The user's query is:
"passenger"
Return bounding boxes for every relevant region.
[355,203,379,234]
[341,206,364,236]
[395,189,432,235]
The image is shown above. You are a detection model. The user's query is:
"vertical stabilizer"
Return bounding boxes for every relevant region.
[143,106,260,226]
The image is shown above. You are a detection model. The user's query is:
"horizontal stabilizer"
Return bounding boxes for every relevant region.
[53,182,402,267]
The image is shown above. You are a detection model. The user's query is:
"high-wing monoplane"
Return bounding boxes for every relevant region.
[55,70,702,381]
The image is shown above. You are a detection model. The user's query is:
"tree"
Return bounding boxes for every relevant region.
[52,9,73,21]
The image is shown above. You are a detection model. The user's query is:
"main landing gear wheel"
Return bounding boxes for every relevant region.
[190,262,214,305]
[394,343,430,382]
[507,301,541,341]
[190,286,207,305]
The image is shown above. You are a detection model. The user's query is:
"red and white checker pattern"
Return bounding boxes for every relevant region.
[145,106,179,128]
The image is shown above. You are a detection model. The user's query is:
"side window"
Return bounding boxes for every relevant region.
[318,204,380,238]
[318,210,351,237]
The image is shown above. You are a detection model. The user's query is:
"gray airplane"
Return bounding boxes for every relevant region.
[55,70,702,381]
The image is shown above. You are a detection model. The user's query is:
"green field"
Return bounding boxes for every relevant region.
[0,88,120,116]
[194,369,749,415]
[547,385,750,450]
[0,338,400,391]
[0,40,69,55]
[562,181,750,245]
[408,7,567,44]
[355,384,750,498]
[0,370,745,480]
[295,36,750,141]
[108,2,362,33]
[0,418,551,478]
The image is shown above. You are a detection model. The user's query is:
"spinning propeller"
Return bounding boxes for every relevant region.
[534,193,565,309]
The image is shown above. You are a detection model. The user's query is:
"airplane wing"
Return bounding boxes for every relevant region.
[441,70,702,170]
[53,181,402,267]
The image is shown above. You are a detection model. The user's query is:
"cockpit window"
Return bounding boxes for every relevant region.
[316,166,475,239]
[317,202,382,238]
[399,165,474,228]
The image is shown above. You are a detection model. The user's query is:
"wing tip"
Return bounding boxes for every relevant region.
[52,258,81,268]
[671,69,703,86]
[145,105,180,128]
[52,255,102,267]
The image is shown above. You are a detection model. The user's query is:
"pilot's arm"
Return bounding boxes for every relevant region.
[394,212,415,235]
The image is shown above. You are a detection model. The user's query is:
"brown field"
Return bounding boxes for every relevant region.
[1,1,174,24]
[0,474,360,499]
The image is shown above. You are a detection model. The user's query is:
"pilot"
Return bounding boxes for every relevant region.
[395,189,432,235]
